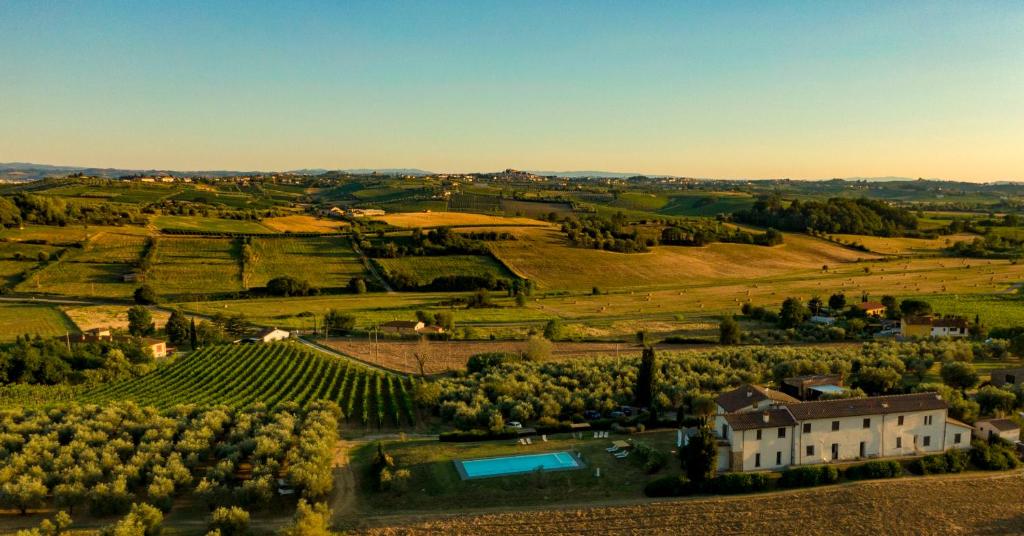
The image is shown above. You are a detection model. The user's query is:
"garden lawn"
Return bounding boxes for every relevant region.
[350,430,679,513]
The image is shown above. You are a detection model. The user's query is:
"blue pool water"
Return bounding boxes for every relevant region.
[456,451,583,479]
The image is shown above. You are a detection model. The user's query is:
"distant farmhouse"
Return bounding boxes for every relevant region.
[713,384,972,472]
[855,301,887,317]
[900,316,969,338]
[64,328,167,359]
[780,374,846,401]
[347,208,386,218]
[242,328,290,344]
[381,320,446,337]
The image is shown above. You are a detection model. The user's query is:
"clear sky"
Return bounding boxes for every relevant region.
[1,1,1022,180]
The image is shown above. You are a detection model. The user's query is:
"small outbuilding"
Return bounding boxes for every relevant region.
[974,418,1021,443]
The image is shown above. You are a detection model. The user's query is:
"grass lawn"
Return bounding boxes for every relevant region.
[351,430,679,513]
[0,303,76,341]
[374,255,514,286]
[152,215,274,233]
[248,236,365,289]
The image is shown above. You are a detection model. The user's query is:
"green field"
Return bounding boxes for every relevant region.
[17,261,136,298]
[0,260,34,286]
[374,255,514,286]
[152,215,274,233]
[926,293,1024,328]
[0,303,75,341]
[69,231,149,263]
[659,192,757,217]
[148,237,243,297]
[82,342,417,427]
[248,236,365,289]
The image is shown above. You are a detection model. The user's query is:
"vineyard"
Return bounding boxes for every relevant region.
[81,342,418,427]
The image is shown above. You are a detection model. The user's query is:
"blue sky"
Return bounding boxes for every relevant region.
[1,1,1022,180]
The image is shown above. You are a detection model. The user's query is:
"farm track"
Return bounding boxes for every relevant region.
[353,240,395,293]
[345,471,1024,535]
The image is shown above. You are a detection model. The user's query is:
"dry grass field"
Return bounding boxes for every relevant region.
[61,304,171,332]
[373,212,551,228]
[489,227,875,291]
[322,339,646,373]
[831,233,978,255]
[261,214,348,233]
[351,471,1024,535]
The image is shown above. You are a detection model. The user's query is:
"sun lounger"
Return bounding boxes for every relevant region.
[606,446,619,452]
[593,432,598,439]
[519,438,526,445]
[541,434,548,442]
[526,437,532,445]
[615,451,629,459]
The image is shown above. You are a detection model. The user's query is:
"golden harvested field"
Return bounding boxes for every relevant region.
[831,233,978,255]
[490,227,876,290]
[352,472,1024,535]
[322,339,646,373]
[373,212,551,228]
[61,304,170,332]
[533,257,1024,322]
[261,214,348,233]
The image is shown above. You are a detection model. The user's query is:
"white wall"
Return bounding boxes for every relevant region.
[946,422,973,449]
[738,426,794,471]
[975,422,1019,443]
[792,409,948,465]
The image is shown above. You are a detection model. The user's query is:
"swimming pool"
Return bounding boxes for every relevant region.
[455,451,584,480]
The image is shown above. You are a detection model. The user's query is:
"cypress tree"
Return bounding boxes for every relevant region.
[189,318,198,349]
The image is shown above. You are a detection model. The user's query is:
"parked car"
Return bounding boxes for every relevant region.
[620,406,634,417]
[583,410,601,420]
[507,421,523,429]
[609,411,625,419]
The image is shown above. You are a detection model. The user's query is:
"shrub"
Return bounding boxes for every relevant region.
[970,439,1021,470]
[907,451,967,475]
[209,506,250,536]
[708,472,769,494]
[643,475,690,497]
[778,465,838,488]
[438,429,516,442]
[844,460,903,480]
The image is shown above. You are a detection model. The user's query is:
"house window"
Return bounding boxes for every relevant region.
[923,436,931,447]
[897,415,904,426]
[831,443,839,459]
[803,423,811,434]
[863,418,871,429]
[722,423,728,438]
[896,437,902,449]
[756,429,762,440]
[1007,374,1016,384]
[777,427,786,438]
[954,433,962,444]
[925,415,933,426]
[859,441,865,457]
[831,420,840,431]
[806,445,815,456]
[755,453,761,468]
[776,451,782,465]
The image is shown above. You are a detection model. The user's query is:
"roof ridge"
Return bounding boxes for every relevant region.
[786,391,941,407]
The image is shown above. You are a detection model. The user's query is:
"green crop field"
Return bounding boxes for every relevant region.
[248,236,365,288]
[148,237,243,297]
[17,260,136,298]
[152,215,274,233]
[0,303,75,342]
[374,255,514,286]
[81,342,417,427]
[69,231,149,263]
[659,193,758,217]
[0,260,34,286]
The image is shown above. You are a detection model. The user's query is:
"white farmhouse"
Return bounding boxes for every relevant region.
[974,418,1020,443]
[713,386,973,472]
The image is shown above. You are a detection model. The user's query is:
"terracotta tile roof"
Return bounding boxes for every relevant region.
[382,320,421,328]
[715,384,799,413]
[977,418,1020,432]
[724,408,798,431]
[931,317,968,328]
[946,417,972,429]
[782,374,844,388]
[856,301,886,310]
[785,392,947,420]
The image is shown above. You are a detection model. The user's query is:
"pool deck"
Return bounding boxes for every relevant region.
[454,450,587,480]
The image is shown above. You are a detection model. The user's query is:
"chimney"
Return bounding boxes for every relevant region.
[762,412,770,423]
